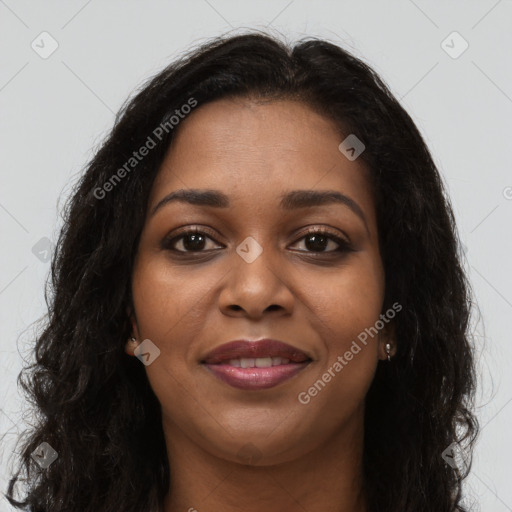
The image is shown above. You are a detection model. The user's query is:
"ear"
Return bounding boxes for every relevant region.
[124,305,141,356]
[377,320,397,361]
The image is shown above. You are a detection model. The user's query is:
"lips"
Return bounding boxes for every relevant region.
[201,339,312,390]
[201,339,311,365]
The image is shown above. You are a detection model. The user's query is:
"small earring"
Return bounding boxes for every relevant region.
[385,343,392,362]
[127,337,138,357]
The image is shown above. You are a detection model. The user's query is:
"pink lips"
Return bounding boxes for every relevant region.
[201,339,312,390]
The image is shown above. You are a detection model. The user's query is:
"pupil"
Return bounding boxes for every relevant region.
[183,233,205,251]
[305,234,328,252]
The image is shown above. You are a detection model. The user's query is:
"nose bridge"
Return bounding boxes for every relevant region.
[219,234,293,317]
[234,233,280,292]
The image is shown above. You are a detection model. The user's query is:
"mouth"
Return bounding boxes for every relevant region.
[200,339,313,390]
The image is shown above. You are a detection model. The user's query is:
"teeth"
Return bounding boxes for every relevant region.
[255,357,272,368]
[240,358,255,368]
[227,357,291,368]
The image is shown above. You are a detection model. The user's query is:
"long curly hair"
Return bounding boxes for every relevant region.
[4,30,479,512]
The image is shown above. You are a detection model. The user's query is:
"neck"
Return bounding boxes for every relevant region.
[162,415,367,512]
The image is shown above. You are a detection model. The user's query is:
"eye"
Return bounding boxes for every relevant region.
[162,226,354,255]
[289,228,353,254]
[162,227,223,253]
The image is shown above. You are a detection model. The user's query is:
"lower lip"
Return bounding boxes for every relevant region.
[202,362,310,390]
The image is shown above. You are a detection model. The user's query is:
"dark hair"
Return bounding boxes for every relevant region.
[5,30,479,512]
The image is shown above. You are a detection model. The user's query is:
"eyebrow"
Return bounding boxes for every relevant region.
[151,188,369,231]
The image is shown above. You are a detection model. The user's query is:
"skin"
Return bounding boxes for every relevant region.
[125,97,396,512]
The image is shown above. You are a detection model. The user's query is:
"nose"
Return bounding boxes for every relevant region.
[218,242,295,320]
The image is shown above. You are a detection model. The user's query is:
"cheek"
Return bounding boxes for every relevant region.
[129,260,206,409]
[130,257,212,411]
[305,253,384,346]
[131,255,214,342]
[298,255,384,402]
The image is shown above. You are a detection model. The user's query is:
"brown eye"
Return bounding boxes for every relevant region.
[290,229,353,254]
[163,228,223,253]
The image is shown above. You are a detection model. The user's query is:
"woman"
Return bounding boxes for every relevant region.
[5,31,479,512]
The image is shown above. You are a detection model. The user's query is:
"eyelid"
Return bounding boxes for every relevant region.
[170,225,221,241]
[293,225,351,245]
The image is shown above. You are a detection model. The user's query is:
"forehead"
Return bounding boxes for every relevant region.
[148,98,376,228]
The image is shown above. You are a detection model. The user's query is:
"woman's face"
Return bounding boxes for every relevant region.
[127,98,392,465]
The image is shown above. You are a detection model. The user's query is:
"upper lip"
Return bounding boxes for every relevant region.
[201,339,312,364]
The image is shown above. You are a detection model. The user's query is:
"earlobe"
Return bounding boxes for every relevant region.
[125,337,139,356]
[378,321,396,361]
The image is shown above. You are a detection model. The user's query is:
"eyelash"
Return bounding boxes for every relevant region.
[161,226,354,256]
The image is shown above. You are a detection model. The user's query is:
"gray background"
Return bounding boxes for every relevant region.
[1,1,511,510]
